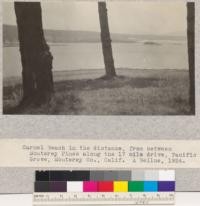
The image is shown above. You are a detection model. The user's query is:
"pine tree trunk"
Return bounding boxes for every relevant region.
[98,2,116,78]
[187,2,195,114]
[14,2,53,104]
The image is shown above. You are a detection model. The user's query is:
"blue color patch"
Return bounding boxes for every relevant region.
[144,181,158,192]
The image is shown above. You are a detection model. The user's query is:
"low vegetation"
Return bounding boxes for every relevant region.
[3,68,190,115]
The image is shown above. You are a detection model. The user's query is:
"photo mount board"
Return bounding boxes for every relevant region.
[0,0,200,194]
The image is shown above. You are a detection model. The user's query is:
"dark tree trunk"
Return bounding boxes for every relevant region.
[98,2,116,78]
[14,2,53,104]
[187,2,195,114]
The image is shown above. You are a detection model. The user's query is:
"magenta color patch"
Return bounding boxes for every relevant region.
[83,181,98,192]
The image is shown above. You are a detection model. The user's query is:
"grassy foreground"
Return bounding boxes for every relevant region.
[3,68,190,115]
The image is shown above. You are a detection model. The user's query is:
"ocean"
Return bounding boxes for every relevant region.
[3,41,188,78]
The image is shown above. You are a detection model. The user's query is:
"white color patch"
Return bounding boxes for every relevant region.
[67,181,83,192]
[159,170,175,181]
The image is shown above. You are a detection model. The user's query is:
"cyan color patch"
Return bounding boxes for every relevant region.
[144,181,158,192]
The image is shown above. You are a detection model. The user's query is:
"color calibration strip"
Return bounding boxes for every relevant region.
[35,170,175,193]
[34,170,175,205]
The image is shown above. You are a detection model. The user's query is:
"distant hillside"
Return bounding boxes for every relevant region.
[3,24,186,46]
[3,25,102,45]
[3,25,18,45]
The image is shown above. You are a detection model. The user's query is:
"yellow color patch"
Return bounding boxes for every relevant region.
[114,181,128,192]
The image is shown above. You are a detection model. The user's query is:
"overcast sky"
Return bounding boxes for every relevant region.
[3,1,187,36]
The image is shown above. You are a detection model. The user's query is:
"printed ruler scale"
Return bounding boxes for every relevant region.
[33,192,175,205]
[33,170,175,205]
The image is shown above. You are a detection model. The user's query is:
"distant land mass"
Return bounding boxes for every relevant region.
[3,24,186,46]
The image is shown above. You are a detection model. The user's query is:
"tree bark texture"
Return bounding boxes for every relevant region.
[98,2,116,78]
[187,2,195,114]
[14,2,53,104]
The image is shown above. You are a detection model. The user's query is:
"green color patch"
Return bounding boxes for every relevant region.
[128,181,144,192]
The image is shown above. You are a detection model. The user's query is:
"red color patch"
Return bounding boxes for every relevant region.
[98,181,113,192]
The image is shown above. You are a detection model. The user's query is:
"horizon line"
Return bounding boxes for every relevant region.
[3,24,186,37]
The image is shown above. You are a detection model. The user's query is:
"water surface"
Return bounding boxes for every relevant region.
[3,41,188,78]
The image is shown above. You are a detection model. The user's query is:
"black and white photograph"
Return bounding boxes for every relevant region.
[3,0,195,115]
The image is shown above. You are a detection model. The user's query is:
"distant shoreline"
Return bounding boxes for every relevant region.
[3,39,186,47]
[3,24,187,47]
